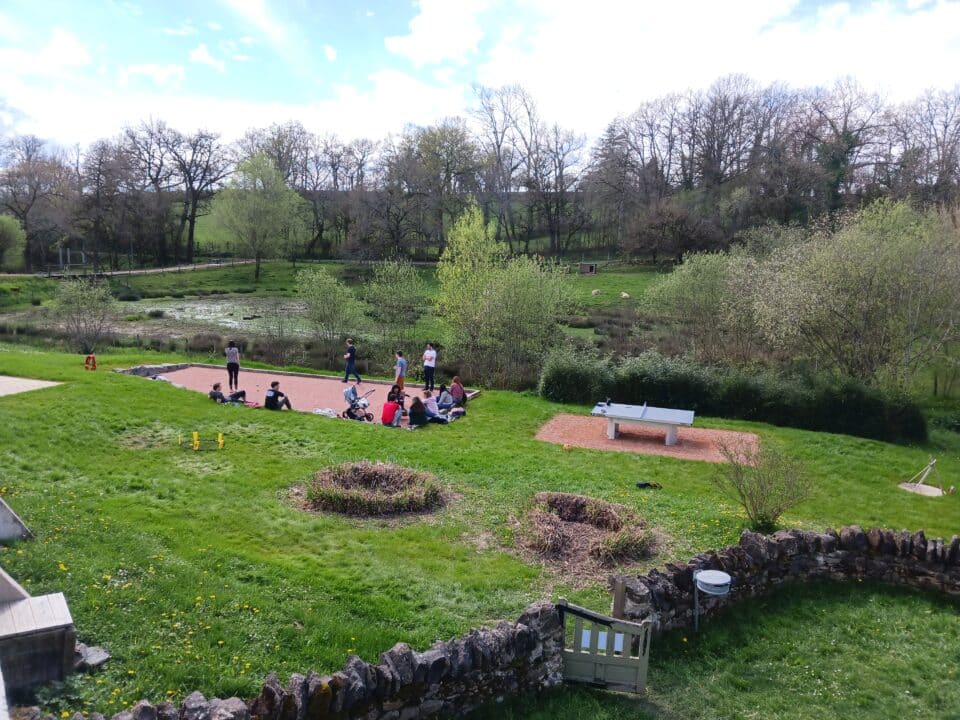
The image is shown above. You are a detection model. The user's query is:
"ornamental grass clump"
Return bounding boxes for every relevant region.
[525,492,654,568]
[307,460,444,516]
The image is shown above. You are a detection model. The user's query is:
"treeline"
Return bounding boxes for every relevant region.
[2,75,960,271]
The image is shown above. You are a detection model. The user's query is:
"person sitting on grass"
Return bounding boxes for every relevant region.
[407,396,428,428]
[437,384,454,411]
[449,376,466,407]
[209,382,246,404]
[264,381,292,410]
[422,389,448,423]
[388,384,407,413]
[381,396,402,427]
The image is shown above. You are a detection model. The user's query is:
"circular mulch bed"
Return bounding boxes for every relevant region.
[303,460,444,516]
[522,492,655,573]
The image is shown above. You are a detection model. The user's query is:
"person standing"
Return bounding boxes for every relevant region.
[422,342,437,391]
[343,338,362,383]
[394,350,407,391]
[225,340,241,391]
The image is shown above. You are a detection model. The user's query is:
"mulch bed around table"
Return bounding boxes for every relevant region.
[535,413,759,463]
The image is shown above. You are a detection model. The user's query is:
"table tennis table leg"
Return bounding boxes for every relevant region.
[664,426,678,446]
[607,420,618,439]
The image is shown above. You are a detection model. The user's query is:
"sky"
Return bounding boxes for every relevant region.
[1,0,959,148]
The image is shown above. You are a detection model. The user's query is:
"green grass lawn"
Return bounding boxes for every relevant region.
[0,276,58,310]
[478,582,960,719]
[568,265,665,312]
[0,346,958,718]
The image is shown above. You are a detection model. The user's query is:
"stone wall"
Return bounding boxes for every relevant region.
[20,601,563,720]
[613,526,960,632]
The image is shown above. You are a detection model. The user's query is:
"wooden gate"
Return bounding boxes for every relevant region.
[557,597,652,694]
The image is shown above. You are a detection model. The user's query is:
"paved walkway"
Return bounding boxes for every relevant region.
[0,376,62,397]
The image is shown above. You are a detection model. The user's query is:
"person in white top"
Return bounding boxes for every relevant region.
[422,342,437,391]
[225,340,241,391]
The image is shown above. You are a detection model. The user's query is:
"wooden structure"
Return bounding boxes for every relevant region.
[0,567,75,694]
[578,262,598,275]
[557,598,652,694]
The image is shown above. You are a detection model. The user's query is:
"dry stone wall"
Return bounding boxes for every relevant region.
[613,525,960,632]
[18,601,563,720]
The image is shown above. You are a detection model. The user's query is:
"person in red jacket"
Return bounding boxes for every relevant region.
[381,397,402,427]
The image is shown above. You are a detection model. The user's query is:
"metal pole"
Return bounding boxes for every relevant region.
[693,571,700,632]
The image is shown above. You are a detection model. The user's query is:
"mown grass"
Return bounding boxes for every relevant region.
[0,346,957,718]
[0,277,58,310]
[568,265,666,311]
[476,582,960,719]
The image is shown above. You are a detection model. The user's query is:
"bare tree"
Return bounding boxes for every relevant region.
[0,135,71,270]
[163,129,230,262]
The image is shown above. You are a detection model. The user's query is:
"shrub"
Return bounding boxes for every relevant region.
[539,350,927,443]
[614,352,718,409]
[564,316,595,329]
[147,309,165,319]
[306,461,444,516]
[538,349,613,405]
[713,440,812,532]
[186,333,222,353]
[114,287,143,301]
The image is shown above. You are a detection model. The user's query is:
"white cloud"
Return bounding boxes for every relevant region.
[365,10,375,17]
[324,44,337,62]
[476,0,960,136]
[189,43,226,73]
[221,0,285,45]
[385,0,489,66]
[163,20,198,37]
[208,21,223,31]
[0,27,91,80]
[0,11,21,42]
[238,35,255,46]
[117,63,185,90]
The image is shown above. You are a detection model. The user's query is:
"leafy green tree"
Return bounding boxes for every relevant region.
[437,203,571,387]
[297,266,366,366]
[211,153,309,280]
[365,258,428,352]
[0,214,26,270]
[53,278,116,353]
[750,201,960,386]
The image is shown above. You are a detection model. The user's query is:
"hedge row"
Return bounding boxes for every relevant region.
[538,350,927,443]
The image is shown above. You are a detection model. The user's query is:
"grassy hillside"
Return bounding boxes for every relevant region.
[0,346,957,718]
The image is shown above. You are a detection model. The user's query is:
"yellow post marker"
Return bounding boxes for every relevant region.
[192,432,200,451]
[217,433,224,449]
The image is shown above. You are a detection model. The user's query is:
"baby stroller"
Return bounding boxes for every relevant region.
[342,385,376,422]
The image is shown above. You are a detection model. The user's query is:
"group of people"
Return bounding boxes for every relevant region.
[208,378,291,410]
[211,338,465,424]
[380,376,467,428]
[210,340,294,410]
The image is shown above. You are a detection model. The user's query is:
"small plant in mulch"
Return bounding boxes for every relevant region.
[523,492,654,568]
[305,461,444,516]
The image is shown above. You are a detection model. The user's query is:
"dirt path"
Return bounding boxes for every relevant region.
[0,375,62,397]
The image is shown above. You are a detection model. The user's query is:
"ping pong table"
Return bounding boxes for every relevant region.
[591,402,695,446]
